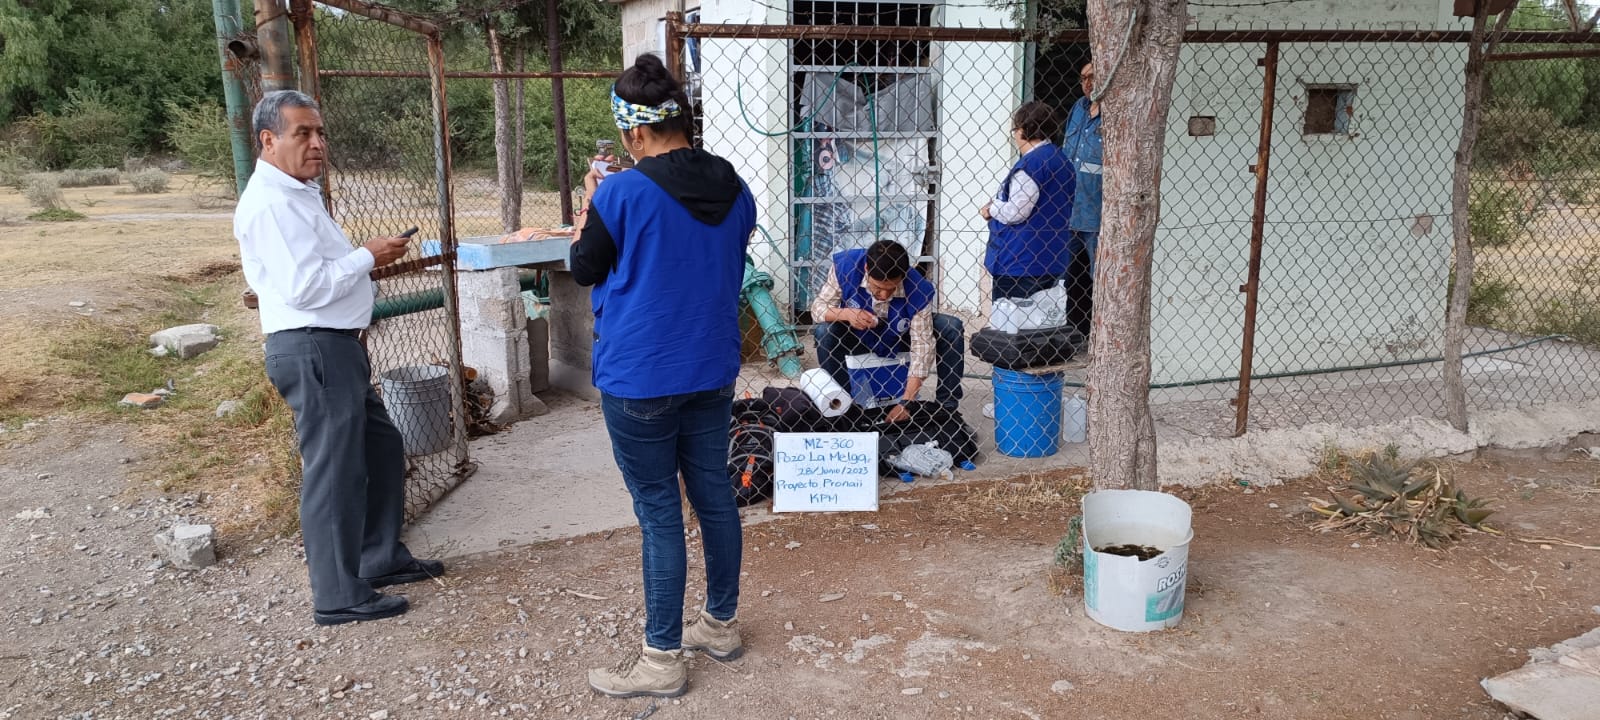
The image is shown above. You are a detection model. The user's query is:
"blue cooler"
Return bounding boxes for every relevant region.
[845,352,909,408]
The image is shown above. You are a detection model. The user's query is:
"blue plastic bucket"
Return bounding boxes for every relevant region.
[993,368,1063,458]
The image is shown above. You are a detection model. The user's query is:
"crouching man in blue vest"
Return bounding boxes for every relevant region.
[810,239,965,423]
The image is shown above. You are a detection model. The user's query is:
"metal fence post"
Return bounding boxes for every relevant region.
[428,34,471,471]
[1233,40,1278,438]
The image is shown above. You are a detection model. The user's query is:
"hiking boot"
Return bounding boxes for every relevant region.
[587,641,687,699]
[681,609,743,661]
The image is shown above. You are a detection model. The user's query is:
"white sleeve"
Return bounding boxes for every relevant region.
[239,204,375,311]
[990,170,1041,225]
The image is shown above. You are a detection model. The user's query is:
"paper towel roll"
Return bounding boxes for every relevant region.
[799,368,852,417]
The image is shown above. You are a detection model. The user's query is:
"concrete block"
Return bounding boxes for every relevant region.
[547,271,594,370]
[461,328,538,424]
[150,324,221,360]
[154,523,217,570]
[1482,663,1600,720]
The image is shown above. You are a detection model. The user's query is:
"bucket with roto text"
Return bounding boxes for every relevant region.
[1081,489,1193,632]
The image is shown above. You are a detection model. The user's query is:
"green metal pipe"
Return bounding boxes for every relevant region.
[741,257,804,379]
[212,0,255,195]
[372,273,543,322]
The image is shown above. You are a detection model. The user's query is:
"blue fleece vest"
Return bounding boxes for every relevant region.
[833,248,934,358]
[985,142,1075,277]
[588,170,756,399]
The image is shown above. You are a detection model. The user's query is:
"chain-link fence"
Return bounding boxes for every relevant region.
[678,13,1600,502]
[308,10,472,520]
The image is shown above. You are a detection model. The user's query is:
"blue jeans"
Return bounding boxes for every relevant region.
[601,385,742,651]
[813,313,965,409]
[1075,230,1100,275]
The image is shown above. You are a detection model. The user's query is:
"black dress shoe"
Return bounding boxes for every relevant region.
[365,558,446,589]
[313,593,408,626]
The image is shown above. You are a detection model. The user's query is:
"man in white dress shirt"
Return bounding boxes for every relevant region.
[235,90,444,625]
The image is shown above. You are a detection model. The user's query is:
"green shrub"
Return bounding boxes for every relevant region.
[0,143,38,188]
[1529,256,1600,346]
[164,98,236,192]
[1466,272,1518,329]
[18,85,143,169]
[57,168,122,187]
[22,174,66,211]
[127,168,170,194]
[1468,175,1541,248]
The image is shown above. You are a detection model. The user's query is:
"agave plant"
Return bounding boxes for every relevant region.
[1309,453,1496,548]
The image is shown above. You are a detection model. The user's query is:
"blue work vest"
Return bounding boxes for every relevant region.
[834,248,934,358]
[588,171,756,399]
[985,142,1074,277]
[1064,97,1104,233]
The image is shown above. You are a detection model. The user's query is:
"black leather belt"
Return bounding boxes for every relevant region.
[280,326,363,338]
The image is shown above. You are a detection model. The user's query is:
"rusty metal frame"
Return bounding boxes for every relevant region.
[296,0,473,482]
[317,69,619,79]
[1234,42,1279,438]
[674,21,1600,45]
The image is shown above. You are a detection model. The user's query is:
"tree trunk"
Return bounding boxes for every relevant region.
[487,23,520,235]
[1084,0,1186,491]
[1444,6,1513,431]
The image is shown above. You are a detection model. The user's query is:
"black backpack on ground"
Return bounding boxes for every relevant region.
[728,398,777,506]
[876,401,979,475]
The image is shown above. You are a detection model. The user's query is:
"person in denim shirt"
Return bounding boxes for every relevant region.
[1063,62,1104,272]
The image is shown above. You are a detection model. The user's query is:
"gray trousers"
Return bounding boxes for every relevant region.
[265,328,414,610]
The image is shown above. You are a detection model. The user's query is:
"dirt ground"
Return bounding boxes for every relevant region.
[4,182,1600,719]
[3,417,1599,719]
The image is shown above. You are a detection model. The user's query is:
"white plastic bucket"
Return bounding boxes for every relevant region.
[1081,489,1193,632]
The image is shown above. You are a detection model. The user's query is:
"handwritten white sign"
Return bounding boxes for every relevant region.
[772,432,879,513]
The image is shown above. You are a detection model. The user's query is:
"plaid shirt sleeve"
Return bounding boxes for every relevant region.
[907,307,934,379]
[810,265,842,321]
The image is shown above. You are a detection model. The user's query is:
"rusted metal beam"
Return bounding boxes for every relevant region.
[674,21,1600,45]
[288,0,332,212]
[315,0,437,37]
[1487,47,1600,61]
[1235,41,1278,439]
[666,11,686,84]
[426,33,470,465]
[369,251,454,280]
[318,69,620,80]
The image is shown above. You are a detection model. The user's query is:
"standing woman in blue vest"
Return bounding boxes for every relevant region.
[569,53,757,700]
[1064,62,1104,273]
[980,101,1075,301]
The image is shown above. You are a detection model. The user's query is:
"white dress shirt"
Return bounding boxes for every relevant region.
[989,141,1052,225]
[235,160,376,334]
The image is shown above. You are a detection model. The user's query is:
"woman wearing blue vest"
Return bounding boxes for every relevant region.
[980,101,1075,301]
[569,53,757,700]
[1064,62,1104,273]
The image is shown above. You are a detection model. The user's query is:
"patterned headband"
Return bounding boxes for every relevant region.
[611,87,682,130]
